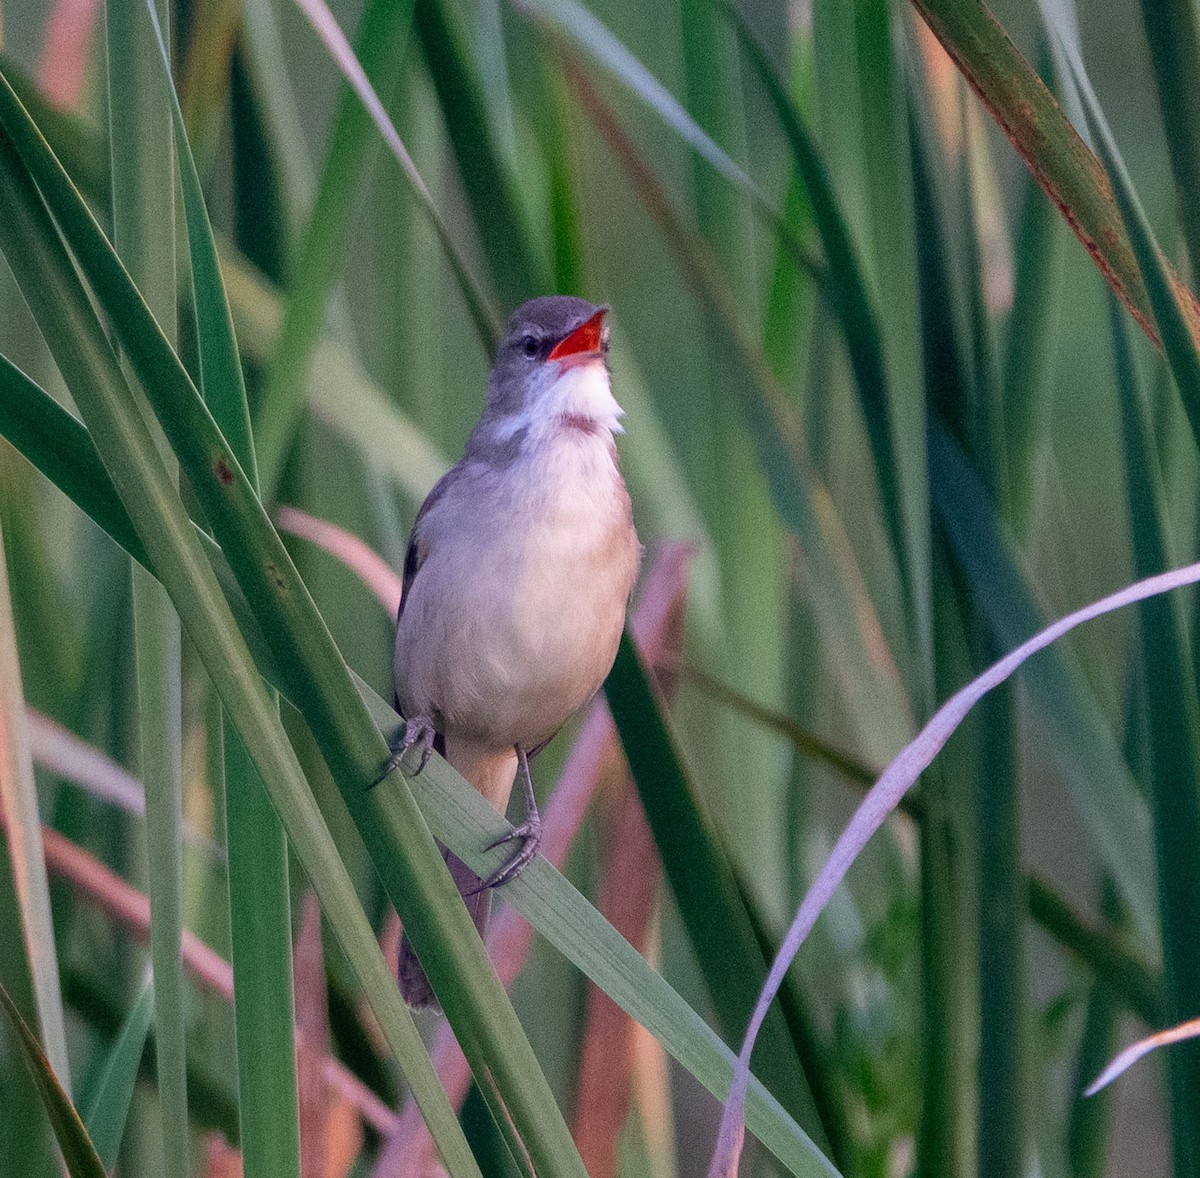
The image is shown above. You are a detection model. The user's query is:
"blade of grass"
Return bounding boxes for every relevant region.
[909,0,1200,353]
[1138,0,1200,283]
[606,635,832,1154]
[0,123,484,1178]
[0,517,71,1094]
[141,6,303,1168]
[0,73,584,1176]
[0,978,105,1178]
[252,0,416,496]
[928,419,1156,937]
[104,0,189,1155]
[82,971,154,1171]
[727,4,913,623]
[414,0,551,307]
[1110,291,1200,1169]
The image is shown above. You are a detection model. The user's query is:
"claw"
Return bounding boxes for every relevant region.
[465,743,542,893]
[370,715,436,788]
[468,820,543,893]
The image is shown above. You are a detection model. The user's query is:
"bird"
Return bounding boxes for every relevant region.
[389,296,641,1009]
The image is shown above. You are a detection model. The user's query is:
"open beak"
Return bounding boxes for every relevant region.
[548,308,607,362]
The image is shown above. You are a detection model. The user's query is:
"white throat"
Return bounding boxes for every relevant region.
[494,360,624,444]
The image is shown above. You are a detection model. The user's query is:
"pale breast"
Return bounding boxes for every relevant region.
[395,432,640,749]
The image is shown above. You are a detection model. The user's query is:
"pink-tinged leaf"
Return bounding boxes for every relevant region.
[294,891,332,1178]
[1087,1018,1200,1097]
[710,557,1200,1176]
[276,506,402,617]
[572,784,661,1176]
[26,707,218,856]
[36,0,101,110]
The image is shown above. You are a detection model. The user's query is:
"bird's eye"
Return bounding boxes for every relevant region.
[520,334,540,358]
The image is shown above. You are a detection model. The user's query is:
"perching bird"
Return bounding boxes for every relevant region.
[391,296,641,1009]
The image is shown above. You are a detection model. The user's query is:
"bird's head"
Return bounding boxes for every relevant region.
[474,297,623,453]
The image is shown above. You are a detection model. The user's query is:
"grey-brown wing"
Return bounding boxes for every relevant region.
[394,468,459,734]
[396,467,460,627]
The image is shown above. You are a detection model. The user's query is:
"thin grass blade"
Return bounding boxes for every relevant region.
[0,978,105,1178]
[104,0,189,1153]
[1110,292,1200,1162]
[82,971,154,1171]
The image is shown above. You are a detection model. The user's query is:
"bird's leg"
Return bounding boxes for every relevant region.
[470,744,542,891]
[370,714,436,788]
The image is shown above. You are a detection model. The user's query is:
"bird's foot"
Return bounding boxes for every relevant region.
[467,744,542,892]
[470,817,543,892]
[370,715,436,788]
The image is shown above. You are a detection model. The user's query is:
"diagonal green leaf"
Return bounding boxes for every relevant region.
[82,972,154,1171]
[605,635,833,1155]
[0,977,105,1178]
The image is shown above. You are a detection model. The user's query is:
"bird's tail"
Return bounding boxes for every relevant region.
[397,849,491,1010]
[397,741,518,1010]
